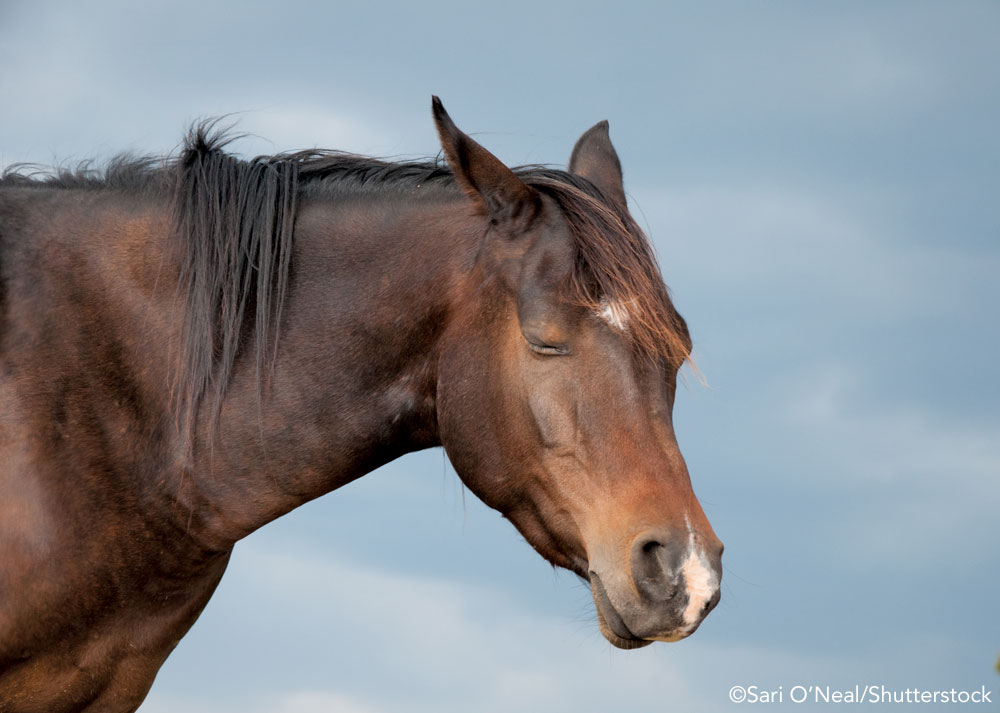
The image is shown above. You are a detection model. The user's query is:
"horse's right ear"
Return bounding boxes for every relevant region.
[432,96,540,225]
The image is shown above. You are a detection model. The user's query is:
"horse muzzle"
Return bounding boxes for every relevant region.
[588,527,722,649]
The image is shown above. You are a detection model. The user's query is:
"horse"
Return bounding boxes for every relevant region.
[0,97,722,712]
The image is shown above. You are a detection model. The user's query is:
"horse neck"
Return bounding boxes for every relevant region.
[180,190,481,547]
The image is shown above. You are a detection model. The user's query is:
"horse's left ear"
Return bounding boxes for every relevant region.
[569,120,628,211]
[432,96,540,225]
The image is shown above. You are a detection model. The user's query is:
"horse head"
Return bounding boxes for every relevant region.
[431,98,722,648]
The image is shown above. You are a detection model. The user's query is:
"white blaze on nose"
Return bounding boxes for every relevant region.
[598,297,630,330]
[680,529,718,629]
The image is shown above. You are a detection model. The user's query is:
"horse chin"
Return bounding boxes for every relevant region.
[596,609,655,650]
[589,573,654,650]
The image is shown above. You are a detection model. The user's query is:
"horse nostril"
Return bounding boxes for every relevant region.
[630,530,685,602]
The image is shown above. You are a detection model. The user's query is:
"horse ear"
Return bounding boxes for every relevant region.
[432,96,540,224]
[568,120,628,211]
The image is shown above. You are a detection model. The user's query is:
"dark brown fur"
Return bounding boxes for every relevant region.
[0,99,721,711]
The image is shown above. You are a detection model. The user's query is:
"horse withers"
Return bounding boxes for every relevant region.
[0,98,722,711]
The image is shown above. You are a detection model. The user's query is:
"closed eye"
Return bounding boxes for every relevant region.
[527,341,570,356]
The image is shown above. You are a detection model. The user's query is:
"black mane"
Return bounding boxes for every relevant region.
[2,123,683,444]
[2,124,609,204]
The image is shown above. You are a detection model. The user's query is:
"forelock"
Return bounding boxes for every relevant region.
[524,177,692,371]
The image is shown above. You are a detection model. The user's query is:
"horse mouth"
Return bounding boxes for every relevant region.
[588,572,653,650]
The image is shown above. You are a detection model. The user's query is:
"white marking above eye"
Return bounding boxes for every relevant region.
[597,297,630,331]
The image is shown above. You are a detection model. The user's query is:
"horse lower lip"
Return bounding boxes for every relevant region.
[589,572,640,642]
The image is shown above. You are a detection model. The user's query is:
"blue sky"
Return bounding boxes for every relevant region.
[2,2,998,711]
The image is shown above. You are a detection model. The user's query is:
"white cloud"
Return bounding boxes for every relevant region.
[635,183,998,323]
[0,9,404,165]
[773,363,1000,567]
[230,106,399,157]
[143,540,958,713]
[140,690,380,713]
[276,690,383,713]
[144,542,725,712]
[781,364,1000,492]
